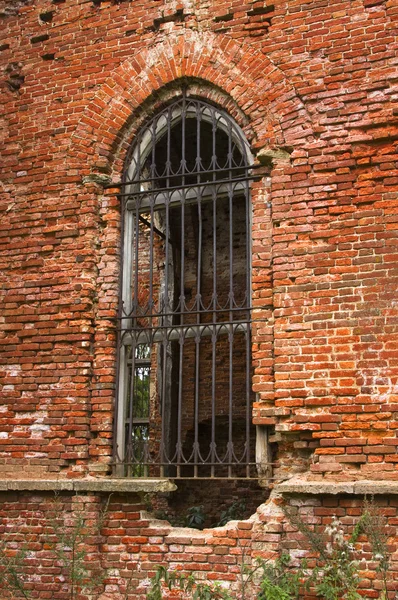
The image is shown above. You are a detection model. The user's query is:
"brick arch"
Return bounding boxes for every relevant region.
[70,28,313,177]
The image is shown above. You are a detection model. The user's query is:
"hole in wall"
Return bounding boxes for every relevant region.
[30,34,50,44]
[147,478,268,529]
[4,62,24,92]
[39,11,54,22]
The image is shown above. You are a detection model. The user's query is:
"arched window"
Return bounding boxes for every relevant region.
[115,93,255,478]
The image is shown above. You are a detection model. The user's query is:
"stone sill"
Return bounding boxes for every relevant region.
[0,478,177,493]
[276,479,398,496]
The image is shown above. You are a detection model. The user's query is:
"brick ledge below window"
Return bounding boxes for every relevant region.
[276,478,398,496]
[0,478,177,493]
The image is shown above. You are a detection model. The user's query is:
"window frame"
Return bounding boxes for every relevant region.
[114,94,255,478]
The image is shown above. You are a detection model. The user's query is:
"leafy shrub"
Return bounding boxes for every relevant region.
[146,499,397,600]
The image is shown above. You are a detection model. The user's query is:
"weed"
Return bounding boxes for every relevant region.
[186,506,206,530]
[215,500,247,527]
[146,499,397,600]
[47,493,111,600]
[147,565,233,600]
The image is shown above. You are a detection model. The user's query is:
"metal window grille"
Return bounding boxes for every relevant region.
[114,93,257,478]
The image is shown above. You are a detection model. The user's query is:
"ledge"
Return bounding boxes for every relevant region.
[0,478,177,493]
[276,478,398,496]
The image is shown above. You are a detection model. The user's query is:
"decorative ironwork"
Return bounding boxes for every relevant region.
[114,93,257,478]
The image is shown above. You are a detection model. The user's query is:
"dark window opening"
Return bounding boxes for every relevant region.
[115,94,256,479]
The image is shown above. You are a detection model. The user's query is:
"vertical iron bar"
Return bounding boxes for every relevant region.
[149,118,157,318]
[195,101,202,478]
[161,109,172,478]
[194,192,203,477]
[196,193,202,328]
[151,116,157,180]
[194,330,200,479]
[167,106,171,184]
[211,327,216,478]
[177,180,186,478]
[161,338,167,478]
[228,118,233,177]
[132,201,140,474]
[127,343,136,477]
[149,200,154,319]
[177,332,183,478]
[245,179,251,477]
[211,184,217,477]
[133,201,140,322]
[228,327,233,479]
[228,181,234,478]
[196,101,201,183]
[136,130,142,187]
[113,184,126,472]
[181,93,186,187]
[246,321,251,478]
[211,107,217,179]
[179,201,185,314]
[180,110,186,316]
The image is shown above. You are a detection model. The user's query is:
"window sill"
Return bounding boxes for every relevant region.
[0,478,177,493]
[276,478,398,496]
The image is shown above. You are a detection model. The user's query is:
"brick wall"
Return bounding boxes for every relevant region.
[1,0,397,597]
[0,490,397,599]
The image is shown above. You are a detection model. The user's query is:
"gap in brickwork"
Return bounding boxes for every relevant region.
[212,4,275,35]
[213,12,234,23]
[150,8,185,31]
[363,0,385,6]
[147,479,267,529]
[247,5,274,16]
[39,11,54,22]
[30,34,50,44]
[4,62,24,92]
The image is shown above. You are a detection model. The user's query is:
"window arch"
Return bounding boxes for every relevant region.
[115,93,255,478]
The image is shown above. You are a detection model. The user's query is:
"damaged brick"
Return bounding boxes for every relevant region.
[4,62,24,92]
[30,34,50,44]
[247,4,274,16]
[213,12,233,23]
[151,8,185,31]
[39,11,54,23]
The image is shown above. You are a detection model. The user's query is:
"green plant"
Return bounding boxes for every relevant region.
[146,499,396,600]
[0,520,30,599]
[355,498,391,600]
[147,565,233,600]
[146,553,307,600]
[215,500,247,527]
[152,509,185,527]
[154,504,208,529]
[285,508,362,600]
[185,505,206,530]
[47,493,111,600]
[154,498,248,531]
[315,517,361,600]
[284,498,398,600]
[257,553,306,600]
